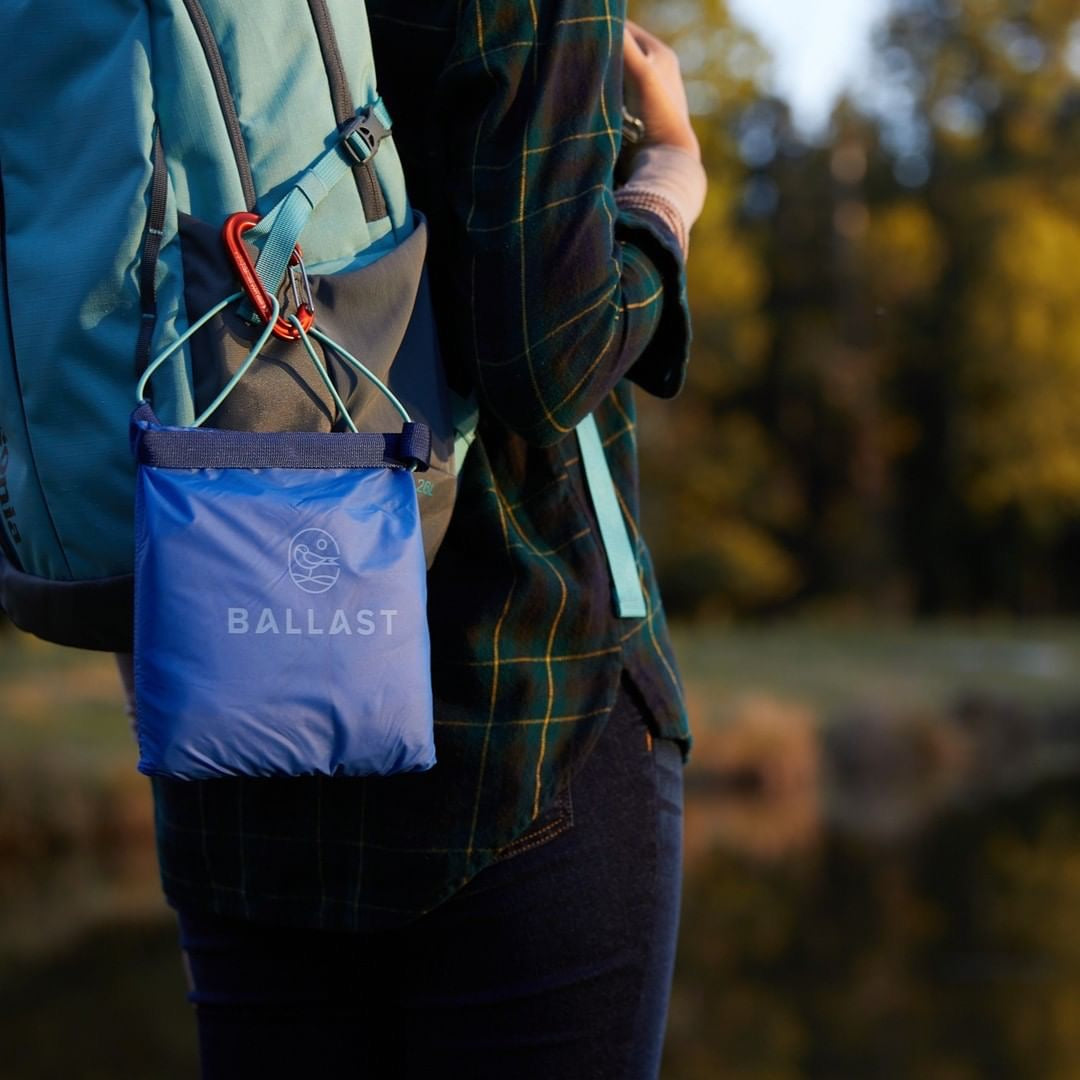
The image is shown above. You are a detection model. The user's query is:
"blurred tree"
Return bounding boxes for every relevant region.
[870,0,1080,610]
[628,0,1080,616]
[960,191,1080,525]
[630,0,803,617]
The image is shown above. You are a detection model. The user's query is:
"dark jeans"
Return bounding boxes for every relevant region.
[175,680,684,1079]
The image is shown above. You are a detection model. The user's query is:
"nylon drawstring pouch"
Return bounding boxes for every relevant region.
[131,300,436,780]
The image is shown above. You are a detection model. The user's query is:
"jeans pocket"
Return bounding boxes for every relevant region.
[494,784,574,862]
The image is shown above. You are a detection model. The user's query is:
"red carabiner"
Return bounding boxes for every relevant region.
[221,211,315,341]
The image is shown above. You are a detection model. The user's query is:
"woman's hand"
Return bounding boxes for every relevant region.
[623,19,700,161]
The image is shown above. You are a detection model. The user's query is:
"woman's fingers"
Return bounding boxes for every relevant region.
[624,22,648,69]
[625,18,665,55]
[622,20,699,158]
[622,24,648,114]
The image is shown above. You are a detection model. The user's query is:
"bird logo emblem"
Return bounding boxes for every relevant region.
[288,528,342,594]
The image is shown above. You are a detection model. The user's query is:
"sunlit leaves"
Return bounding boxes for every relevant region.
[860,201,947,304]
[627,0,1080,613]
[959,190,1080,524]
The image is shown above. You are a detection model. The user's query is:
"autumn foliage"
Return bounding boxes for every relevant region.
[633,0,1080,617]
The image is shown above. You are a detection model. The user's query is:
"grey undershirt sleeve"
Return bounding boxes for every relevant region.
[615,145,708,258]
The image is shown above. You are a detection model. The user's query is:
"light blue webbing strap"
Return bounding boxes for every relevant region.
[576,414,647,619]
[245,100,393,315]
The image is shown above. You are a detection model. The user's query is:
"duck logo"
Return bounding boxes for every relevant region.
[289,528,342,594]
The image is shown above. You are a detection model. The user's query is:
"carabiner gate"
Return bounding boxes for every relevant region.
[222,211,315,341]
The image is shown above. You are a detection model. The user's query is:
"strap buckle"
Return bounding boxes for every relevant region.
[340,105,390,166]
[222,212,315,341]
[621,105,646,145]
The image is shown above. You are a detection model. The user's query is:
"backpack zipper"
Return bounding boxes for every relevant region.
[134,129,168,377]
[305,0,388,222]
[181,0,257,211]
[0,166,24,571]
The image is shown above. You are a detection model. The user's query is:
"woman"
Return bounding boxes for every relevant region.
[130,4,707,1076]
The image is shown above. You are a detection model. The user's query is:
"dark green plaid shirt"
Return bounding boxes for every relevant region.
[153,0,692,931]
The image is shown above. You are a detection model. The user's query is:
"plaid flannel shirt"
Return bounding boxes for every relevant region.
[153,0,693,931]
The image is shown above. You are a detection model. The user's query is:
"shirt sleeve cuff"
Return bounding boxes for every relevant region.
[616,188,688,259]
[615,204,691,400]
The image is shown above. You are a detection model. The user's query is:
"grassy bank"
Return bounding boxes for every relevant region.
[6,620,1080,861]
[671,619,1080,715]
[0,636,146,859]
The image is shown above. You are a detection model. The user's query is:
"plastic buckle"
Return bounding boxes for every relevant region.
[222,212,315,341]
[340,107,389,166]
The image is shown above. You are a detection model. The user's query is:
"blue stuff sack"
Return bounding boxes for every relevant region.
[130,402,435,780]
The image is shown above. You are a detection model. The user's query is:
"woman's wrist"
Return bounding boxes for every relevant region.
[616,144,708,257]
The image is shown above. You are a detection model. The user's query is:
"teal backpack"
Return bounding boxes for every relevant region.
[0,0,645,655]
[0,0,473,651]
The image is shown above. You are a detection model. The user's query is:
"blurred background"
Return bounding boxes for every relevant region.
[5,0,1080,1075]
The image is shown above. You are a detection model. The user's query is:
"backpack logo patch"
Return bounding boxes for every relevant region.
[289,528,341,594]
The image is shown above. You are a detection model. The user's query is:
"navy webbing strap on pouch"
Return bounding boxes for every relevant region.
[131,403,431,471]
[576,414,647,619]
